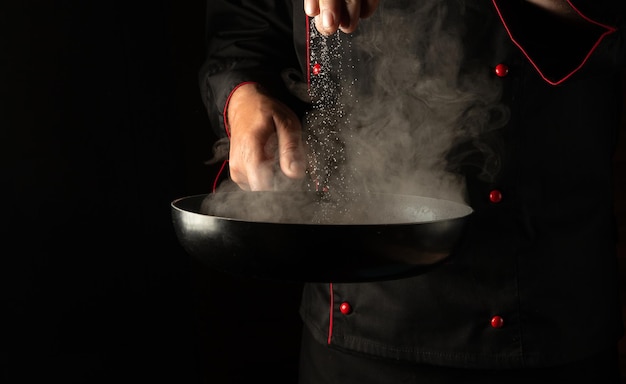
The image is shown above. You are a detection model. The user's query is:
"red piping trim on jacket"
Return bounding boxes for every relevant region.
[306,16,311,89]
[328,282,334,344]
[213,160,228,193]
[491,0,617,86]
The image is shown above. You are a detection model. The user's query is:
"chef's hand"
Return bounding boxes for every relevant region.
[524,0,578,18]
[304,0,380,36]
[226,83,307,191]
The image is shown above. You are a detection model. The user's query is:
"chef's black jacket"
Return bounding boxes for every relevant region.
[200,0,626,369]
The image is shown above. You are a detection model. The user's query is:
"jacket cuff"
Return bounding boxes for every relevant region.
[200,67,252,138]
[492,0,618,85]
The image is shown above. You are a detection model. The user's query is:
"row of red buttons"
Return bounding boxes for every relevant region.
[340,302,505,329]
[487,64,507,328]
[486,63,506,328]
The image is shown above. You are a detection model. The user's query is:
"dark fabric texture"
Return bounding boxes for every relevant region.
[298,326,621,383]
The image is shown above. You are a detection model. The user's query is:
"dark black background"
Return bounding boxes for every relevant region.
[3,2,626,384]
[2,1,303,383]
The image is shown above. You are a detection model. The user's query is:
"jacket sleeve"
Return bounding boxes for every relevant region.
[492,0,626,85]
[199,0,305,138]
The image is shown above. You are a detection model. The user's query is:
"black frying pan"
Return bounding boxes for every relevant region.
[171,191,472,282]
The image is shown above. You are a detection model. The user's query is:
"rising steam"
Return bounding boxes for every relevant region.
[306,0,509,203]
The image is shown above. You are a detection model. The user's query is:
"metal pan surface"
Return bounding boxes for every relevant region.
[171,191,473,282]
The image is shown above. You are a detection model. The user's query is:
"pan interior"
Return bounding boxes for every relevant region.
[198,191,472,225]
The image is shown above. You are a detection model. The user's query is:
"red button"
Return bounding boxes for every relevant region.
[489,189,502,203]
[312,63,322,75]
[491,315,504,328]
[339,302,352,315]
[494,63,509,77]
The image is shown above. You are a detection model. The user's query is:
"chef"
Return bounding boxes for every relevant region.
[200,0,626,382]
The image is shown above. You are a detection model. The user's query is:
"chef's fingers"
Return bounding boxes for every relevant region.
[340,0,382,33]
[273,106,307,180]
[226,83,303,191]
[305,0,380,35]
[313,0,341,35]
[230,111,304,191]
[337,0,361,34]
[304,0,321,18]
[246,142,276,191]
[245,160,276,191]
[229,158,275,192]
[228,126,276,191]
[228,148,271,192]
[304,0,349,35]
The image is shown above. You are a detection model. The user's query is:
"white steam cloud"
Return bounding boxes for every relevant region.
[306,0,509,203]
